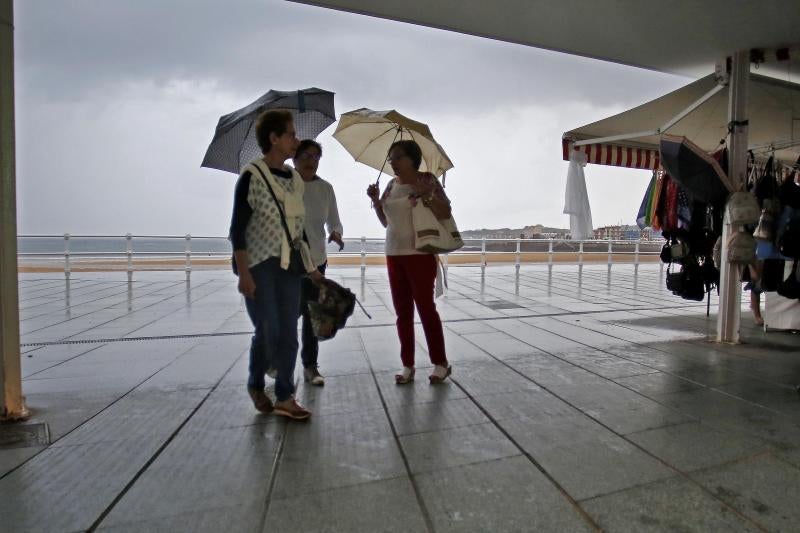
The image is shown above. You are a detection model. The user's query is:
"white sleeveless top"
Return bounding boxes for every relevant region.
[383,180,423,256]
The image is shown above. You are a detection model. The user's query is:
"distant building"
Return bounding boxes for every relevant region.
[522,224,545,238]
[593,224,645,240]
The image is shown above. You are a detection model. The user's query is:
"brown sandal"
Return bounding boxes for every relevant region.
[247,387,274,413]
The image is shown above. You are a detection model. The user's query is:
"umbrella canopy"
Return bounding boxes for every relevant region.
[201,88,335,174]
[333,108,454,179]
[659,134,733,205]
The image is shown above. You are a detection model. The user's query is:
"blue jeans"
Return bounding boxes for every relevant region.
[300,262,327,368]
[244,258,302,401]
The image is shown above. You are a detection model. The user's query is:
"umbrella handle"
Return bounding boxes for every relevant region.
[374,126,403,187]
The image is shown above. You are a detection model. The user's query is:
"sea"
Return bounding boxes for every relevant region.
[16,236,389,257]
[17,236,655,258]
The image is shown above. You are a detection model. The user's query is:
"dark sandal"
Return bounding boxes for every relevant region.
[429,365,452,384]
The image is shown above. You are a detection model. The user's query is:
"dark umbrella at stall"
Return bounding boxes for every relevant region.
[659,134,734,204]
[201,88,336,174]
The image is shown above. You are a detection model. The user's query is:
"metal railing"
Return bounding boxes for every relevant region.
[17,234,663,281]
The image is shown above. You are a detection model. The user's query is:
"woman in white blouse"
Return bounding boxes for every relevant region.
[367,140,452,384]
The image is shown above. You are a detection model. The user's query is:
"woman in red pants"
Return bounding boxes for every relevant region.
[367,140,452,384]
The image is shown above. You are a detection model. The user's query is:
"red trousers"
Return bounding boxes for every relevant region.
[386,254,448,368]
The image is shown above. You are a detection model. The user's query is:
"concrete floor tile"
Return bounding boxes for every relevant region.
[628,422,772,472]
[580,476,758,532]
[272,410,406,498]
[450,361,541,396]
[400,423,520,474]
[266,477,426,533]
[500,415,674,500]
[614,371,702,396]
[416,456,595,532]
[386,397,489,436]
[692,454,800,532]
[295,372,384,417]
[0,446,45,478]
[0,438,163,532]
[98,502,264,533]
[101,425,280,525]
[315,349,371,377]
[472,389,580,423]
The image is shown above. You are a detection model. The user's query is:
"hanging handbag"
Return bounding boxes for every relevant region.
[777,260,800,299]
[253,166,308,276]
[776,206,800,259]
[726,231,756,264]
[679,263,706,302]
[660,240,672,264]
[752,198,777,241]
[412,203,464,254]
[712,235,722,269]
[726,191,761,226]
[670,240,689,264]
[666,264,683,294]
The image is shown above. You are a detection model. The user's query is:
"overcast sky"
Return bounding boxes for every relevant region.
[14,0,690,238]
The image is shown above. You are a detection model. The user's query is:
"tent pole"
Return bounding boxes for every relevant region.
[716,51,749,344]
[0,0,26,421]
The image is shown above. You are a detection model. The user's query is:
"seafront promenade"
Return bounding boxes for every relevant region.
[2,264,799,532]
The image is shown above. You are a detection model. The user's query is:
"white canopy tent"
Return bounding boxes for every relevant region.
[563,73,800,167]
[561,71,800,342]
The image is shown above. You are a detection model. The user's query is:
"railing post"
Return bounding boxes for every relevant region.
[481,237,487,274]
[185,234,191,282]
[126,233,133,283]
[515,238,521,272]
[360,236,366,275]
[64,233,70,280]
[578,240,584,266]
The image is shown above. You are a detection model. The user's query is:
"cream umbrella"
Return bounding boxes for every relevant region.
[333,108,454,184]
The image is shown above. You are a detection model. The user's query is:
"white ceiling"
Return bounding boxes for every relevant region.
[290,0,800,78]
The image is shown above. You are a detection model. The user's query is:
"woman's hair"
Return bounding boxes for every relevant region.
[296,139,322,158]
[255,109,293,153]
[389,140,422,170]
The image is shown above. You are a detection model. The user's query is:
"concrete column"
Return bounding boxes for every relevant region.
[716,51,749,343]
[0,0,26,420]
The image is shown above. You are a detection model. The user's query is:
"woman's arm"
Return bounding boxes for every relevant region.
[419,176,452,219]
[367,183,388,227]
[230,173,256,298]
[373,200,388,227]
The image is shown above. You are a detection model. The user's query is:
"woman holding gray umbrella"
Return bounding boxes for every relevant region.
[229,109,323,420]
[367,140,452,384]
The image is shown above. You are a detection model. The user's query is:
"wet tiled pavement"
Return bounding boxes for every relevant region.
[2,264,799,532]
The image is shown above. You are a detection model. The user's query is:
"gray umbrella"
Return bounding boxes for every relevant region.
[201,88,336,174]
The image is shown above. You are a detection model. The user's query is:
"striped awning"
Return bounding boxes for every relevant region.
[561,138,660,170]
